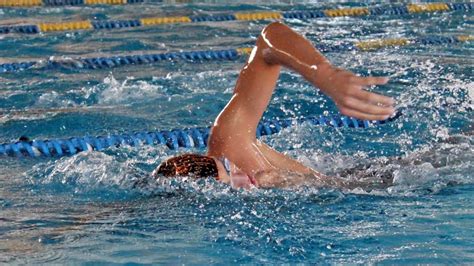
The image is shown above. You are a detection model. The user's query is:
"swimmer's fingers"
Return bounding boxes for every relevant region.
[352,76,389,86]
[351,88,395,107]
[336,105,393,121]
[337,97,394,119]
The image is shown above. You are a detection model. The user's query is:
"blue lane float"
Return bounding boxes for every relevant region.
[0,112,401,158]
[91,19,142,30]
[0,49,241,73]
[0,25,40,34]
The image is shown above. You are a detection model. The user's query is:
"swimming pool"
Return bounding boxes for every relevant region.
[1,1,473,264]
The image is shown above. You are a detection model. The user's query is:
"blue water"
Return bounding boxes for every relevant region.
[1,2,473,264]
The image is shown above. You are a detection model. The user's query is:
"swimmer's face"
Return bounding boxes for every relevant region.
[153,153,220,179]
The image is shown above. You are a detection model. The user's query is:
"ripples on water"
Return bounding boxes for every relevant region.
[1,2,473,264]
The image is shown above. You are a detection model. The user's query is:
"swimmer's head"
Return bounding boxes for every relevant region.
[153,153,219,179]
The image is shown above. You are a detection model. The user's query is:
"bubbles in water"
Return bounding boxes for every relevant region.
[466,81,474,105]
[392,162,439,186]
[34,91,78,109]
[98,75,166,105]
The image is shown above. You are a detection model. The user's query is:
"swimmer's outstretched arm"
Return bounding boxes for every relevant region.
[208,22,395,185]
[261,22,395,120]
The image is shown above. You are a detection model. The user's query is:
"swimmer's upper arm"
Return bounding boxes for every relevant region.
[257,141,314,175]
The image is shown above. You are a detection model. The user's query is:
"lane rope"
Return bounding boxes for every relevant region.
[0,3,471,34]
[0,112,401,158]
[0,34,471,74]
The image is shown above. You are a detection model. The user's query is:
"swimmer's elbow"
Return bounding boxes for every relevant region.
[259,22,291,50]
[258,22,296,65]
[263,21,291,37]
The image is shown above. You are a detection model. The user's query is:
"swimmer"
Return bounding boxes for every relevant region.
[153,22,395,189]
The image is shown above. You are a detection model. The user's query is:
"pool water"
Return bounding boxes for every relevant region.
[1,2,473,264]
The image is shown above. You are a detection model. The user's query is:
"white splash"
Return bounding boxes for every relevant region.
[27,151,149,194]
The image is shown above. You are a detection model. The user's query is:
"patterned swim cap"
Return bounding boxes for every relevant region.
[154,153,219,179]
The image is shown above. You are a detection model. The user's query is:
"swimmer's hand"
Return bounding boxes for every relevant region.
[314,64,395,121]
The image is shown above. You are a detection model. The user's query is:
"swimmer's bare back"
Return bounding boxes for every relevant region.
[207,22,395,188]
